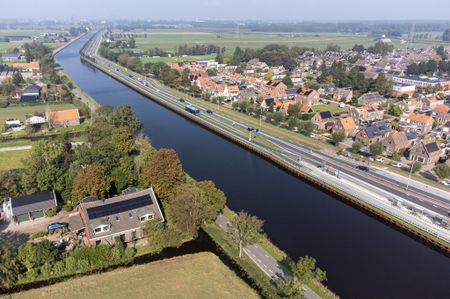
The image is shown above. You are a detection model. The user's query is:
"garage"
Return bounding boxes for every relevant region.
[16,213,30,223]
[30,210,44,219]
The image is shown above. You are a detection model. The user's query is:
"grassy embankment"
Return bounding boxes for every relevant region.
[0,149,30,171]
[7,252,259,299]
[204,207,337,299]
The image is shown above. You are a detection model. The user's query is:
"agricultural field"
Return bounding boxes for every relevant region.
[8,252,259,299]
[141,54,215,64]
[0,103,76,124]
[131,29,449,56]
[0,29,67,52]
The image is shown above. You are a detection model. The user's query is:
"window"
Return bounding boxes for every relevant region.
[94,227,101,233]
[140,213,154,223]
[94,225,110,234]
[95,240,101,246]
[131,230,137,240]
[115,215,120,222]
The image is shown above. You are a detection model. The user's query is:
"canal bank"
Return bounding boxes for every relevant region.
[56,32,450,299]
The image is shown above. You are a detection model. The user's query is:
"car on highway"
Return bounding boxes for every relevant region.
[231,122,236,126]
[247,127,255,131]
[179,98,185,102]
[47,222,68,233]
[356,165,369,172]
[206,109,213,114]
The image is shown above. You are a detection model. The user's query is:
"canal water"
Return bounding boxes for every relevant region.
[56,33,450,298]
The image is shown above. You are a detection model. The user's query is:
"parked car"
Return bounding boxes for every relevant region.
[376,157,385,162]
[442,180,450,186]
[47,222,68,233]
[392,162,402,168]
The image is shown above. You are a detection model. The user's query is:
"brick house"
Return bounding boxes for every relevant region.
[399,113,433,135]
[350,105,384,124]
[295,87,320,106]
[409,141,441,166]
[358,92,385,107]
[355,120,390,146]
[333,116,357,136]
[432,105,450,125]
[311,111,333,131]
[333,87,353,102]
[382,130,410,154]
[45,109,81,128]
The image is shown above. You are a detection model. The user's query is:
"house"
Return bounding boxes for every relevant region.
[300,104,313,114]
[333,116,357,136]
[45,109,81,128]
[355,120,390,146]
[1,53,22,61]
[350,105,384,124]
[358,92,385,107]
[382,130,410,154]
[431,105,450,125]
[392,75,450,90]
[409,140,441,166]
[11,61,40,72]
[266,80,287,92]
[399,113,433,135]
[295,87,320,106]
[260,98,275,110]
[280,100,298,115]
[311,111,333,130]
[20,83,41,103]
[422,96,445,109]
[391,84,415,98]
[443,121,450,134]
[395,98,422,113]
[2,191,57,223]
[318,83,336,95]
[77,187,164,246]
[333,87,353,102]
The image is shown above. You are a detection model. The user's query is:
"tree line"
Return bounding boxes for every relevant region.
[407,59,450,75]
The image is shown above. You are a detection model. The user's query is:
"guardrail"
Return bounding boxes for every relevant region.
[80,35,450,253]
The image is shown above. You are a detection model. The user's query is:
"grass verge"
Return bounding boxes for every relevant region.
[0,149,30,171]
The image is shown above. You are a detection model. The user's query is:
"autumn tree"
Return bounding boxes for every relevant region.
[141,148,184,200]
[229,211,264,258]
[111,126,134,154]
[72,164,111,204]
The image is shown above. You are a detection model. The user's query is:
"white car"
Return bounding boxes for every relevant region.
[376,157,385,162]
[392,162,402,168]
[442,180,450,186]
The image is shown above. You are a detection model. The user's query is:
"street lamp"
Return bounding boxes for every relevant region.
[406,162,415,190]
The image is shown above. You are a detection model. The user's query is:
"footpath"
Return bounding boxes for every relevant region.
[215,214,320,299]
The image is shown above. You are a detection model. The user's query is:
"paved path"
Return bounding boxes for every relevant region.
[216,214,320,299]
[72,87,98,112]
[0,145,32,152]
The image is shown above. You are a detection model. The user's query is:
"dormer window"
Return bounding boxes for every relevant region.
[93,224,110,234]
[139,213,154,223]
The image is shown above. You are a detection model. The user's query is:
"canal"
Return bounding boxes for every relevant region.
[56,33,450,298]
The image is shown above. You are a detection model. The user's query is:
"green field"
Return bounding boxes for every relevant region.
[312,104,346,114]
[0,149,30,171]
[131,30,448,54]
[141,54,215,64]
[9,253,259,299]
[0,103,76,124]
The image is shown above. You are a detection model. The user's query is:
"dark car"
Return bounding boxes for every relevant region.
[356,165,369,172]
[206,109,213,114]
[179,98,185,102]
[47,222,68,233]
[247,127,255,131]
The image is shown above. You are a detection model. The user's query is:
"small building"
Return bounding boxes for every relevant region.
[2,191,57,223]
[25,115,46,126]
[409,141,441,166]
[358,92,385,107]
[1,53,22,61]
[391,84,415,98]
[295,87,320,106]
[78,187,164,246]
[45,108,81,128]
[20,83,41,103]
[333,87,353,103]
[432,105,450,125]
[333,116,357,136]
[399,113,433,135]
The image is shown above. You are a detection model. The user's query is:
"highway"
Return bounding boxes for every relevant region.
[81,31,450,245]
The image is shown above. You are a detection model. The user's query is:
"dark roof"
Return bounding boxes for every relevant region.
[319,111,333,120]
[365,121,390,138]
[425,142,440,153]
[20,94,38,103]
[444,121,450,128]
[22,83,41,94]
[86,195,152,220]
[285,88,297,95]
[10,191,56,216]
[1,53,21,59]
[264,98,275,106]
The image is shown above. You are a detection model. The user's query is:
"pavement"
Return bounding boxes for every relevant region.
[0,145,32,152]
[215,214,320,299]
[72,87,98,112]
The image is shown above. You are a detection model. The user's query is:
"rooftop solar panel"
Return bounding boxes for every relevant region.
[86,195,152,220]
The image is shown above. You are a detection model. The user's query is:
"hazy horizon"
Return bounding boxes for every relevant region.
[2,0,450,21]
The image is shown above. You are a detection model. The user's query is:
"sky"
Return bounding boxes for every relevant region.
[2,0,450,21]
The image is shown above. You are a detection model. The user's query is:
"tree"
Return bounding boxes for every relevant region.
[141,148,184,200]
[17,240,57,273]
[443,29,450,42]
[72,164,111,204]
[293,256,327,283]
[195,180,226,222]
[297,121,314,136]
[277,277,301,298]
[167,183,210,238]
[389,106,403,116]
[282,75,293,87]
[372,73,393,95]
[264,72,273,81]
[287,104,300,117]
[229,211,264,258]
[411,162,422,174]
[351,141,362,153]
[111,126,134,154]
[107,105,142,133]
[0,243,20,288]
[434,164,450,179]
[331,131,346,146]
[369,142,383,156]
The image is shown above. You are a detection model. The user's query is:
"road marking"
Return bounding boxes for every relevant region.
[257,258,262,263]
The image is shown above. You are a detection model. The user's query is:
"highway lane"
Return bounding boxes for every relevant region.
[83,33,450,220]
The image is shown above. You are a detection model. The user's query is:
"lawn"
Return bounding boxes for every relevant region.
[0,103,76,124]
[141,54,215,64]
[0,149,30,171]
[131,29,448,53]
[312,104,346,114]
[9,252,259,299]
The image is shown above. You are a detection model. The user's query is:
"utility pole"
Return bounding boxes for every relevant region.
[406,162,414,190]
